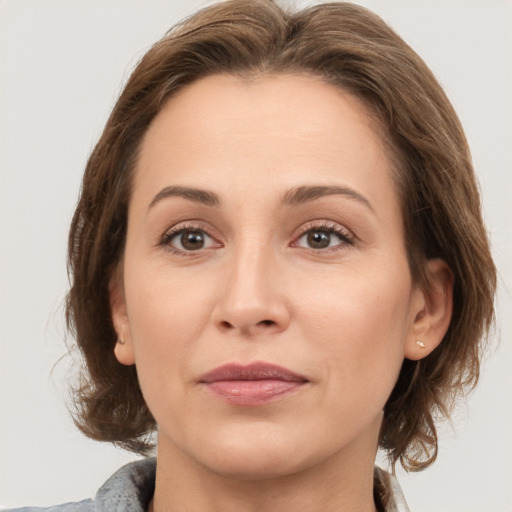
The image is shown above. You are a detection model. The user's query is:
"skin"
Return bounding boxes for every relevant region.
[111,74,453,512]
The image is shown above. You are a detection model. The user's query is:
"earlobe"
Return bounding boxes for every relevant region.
[109,265,136,366]
[113,337,135,366]
[405,258,454,361]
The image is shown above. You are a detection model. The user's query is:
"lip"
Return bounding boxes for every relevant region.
[199,362,309,405]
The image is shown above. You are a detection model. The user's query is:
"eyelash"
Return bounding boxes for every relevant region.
[159,222,218,256]
[293,221,354,252]
[159,221,354,256]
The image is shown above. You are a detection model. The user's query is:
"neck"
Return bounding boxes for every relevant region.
[150,416,381,512]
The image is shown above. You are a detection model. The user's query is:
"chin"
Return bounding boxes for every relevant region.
[196,423,339,481]
[178,421,312,480]
[205,447,306,481]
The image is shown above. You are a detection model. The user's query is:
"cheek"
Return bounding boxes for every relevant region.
[122,264,215,401]
[296,261,412,336]
[125,257,214,338]
[294,263,412,395]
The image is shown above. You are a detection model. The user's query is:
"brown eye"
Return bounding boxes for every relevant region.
[164,228,217,252]
[307,231,331,249]
[180,230,206,250]
[295,225,353,251]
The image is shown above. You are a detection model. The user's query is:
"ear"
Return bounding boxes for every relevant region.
[109,265,135,366]
[405,258,454,361]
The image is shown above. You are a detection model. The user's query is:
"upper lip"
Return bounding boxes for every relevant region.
[199,362,308,383]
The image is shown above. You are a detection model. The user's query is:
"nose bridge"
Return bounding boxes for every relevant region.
[213,231,289,335]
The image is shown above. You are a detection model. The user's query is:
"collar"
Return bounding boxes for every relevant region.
[95,458,410,511]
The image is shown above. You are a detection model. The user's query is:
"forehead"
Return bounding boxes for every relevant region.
[139,72,388,160]
[134,73,400,220]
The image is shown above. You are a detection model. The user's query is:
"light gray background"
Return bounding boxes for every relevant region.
[1,0,511,510]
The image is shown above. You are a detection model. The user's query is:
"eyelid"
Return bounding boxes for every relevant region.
[158,221,223,254]
[291,220,355,249]
[157,219,355,255]
[295,220,353,238]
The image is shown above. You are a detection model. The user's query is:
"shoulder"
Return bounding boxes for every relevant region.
[3,458,156,512]
[2,499,93,512]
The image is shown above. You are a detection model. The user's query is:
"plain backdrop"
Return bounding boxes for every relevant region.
[1,0,511,510]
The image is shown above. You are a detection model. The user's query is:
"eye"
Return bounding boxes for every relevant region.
[294,224,353,251]
[162,228,217,252]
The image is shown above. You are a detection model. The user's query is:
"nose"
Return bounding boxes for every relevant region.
[211,241,291,337]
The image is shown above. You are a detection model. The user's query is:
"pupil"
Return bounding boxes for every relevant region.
[307,231,330,249]
[181,231,204,250]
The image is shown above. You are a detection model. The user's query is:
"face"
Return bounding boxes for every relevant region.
[112,73,430,479]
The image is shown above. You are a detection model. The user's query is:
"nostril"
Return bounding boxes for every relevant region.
[216,318,279,333]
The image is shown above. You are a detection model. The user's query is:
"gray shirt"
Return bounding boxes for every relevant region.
[3,458,410,511]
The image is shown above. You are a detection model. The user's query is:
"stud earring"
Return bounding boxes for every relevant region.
[415,340,426,348]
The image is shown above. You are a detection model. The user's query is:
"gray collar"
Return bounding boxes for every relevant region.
[94,458,410,512]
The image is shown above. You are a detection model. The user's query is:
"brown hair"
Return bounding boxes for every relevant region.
[66,0,496,471]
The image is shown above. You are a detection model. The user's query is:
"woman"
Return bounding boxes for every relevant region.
[2,1,498,511]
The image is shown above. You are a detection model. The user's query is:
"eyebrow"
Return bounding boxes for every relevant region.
[148,186,221,209]
[148,184,373,211]
[281,185,373,211]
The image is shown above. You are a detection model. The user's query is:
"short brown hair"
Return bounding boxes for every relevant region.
[66,0,496,471]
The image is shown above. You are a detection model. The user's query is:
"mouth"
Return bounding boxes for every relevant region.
[199,362,309,405]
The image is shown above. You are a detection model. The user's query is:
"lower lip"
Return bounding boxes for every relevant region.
[203,379,306,405]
